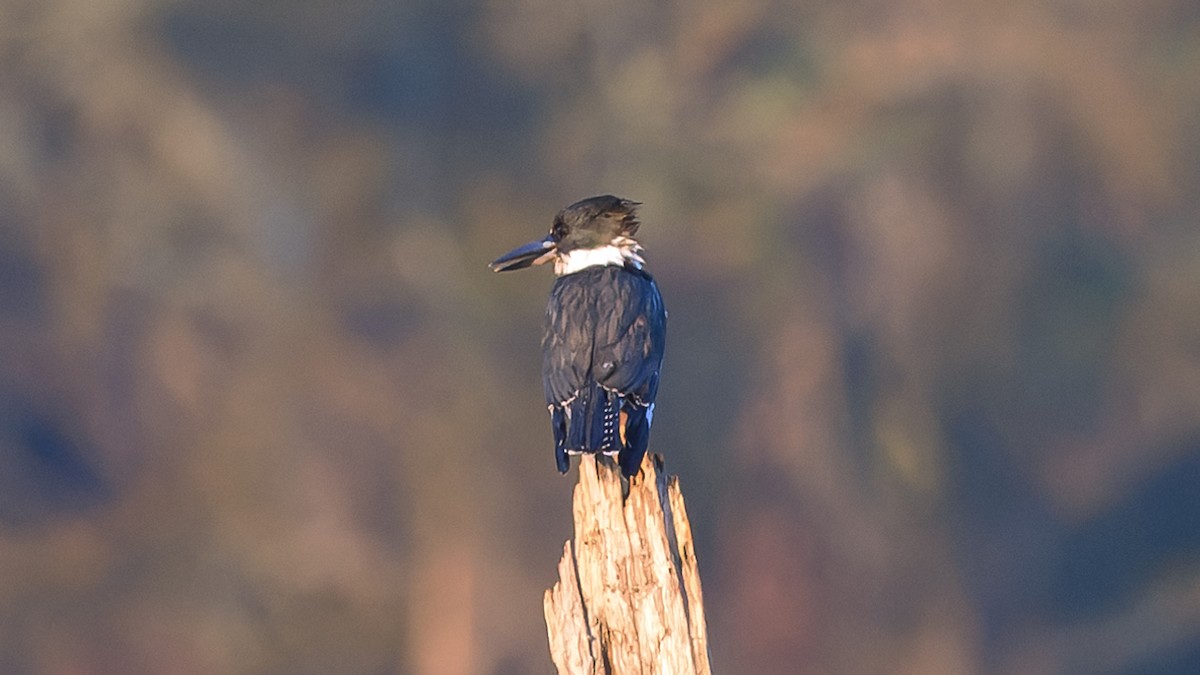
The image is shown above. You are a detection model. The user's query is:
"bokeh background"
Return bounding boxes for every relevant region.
[2,0,1199,673]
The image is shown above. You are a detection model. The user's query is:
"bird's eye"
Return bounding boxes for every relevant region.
[551,220,567,240]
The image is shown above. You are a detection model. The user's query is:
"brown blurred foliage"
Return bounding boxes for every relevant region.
[1,0,1199,673]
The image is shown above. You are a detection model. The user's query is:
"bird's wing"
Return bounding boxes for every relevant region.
[541,267,666,407]
[542,272,597,406]
[590,270,666,405]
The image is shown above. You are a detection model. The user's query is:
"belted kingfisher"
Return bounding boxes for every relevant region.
[490,195,667,477]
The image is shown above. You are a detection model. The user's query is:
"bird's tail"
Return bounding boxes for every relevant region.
[552,381,648,477]
[565,381,621,456]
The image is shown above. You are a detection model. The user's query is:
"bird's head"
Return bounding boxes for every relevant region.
[489,195,645,275]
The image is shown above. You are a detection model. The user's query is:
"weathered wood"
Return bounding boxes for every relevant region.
[544,453,712,674]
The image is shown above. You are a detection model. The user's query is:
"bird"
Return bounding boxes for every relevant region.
[490,195,667,477]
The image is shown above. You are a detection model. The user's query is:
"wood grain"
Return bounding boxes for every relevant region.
[544,454,711,674]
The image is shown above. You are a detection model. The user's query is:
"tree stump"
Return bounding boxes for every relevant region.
[544,453,711,674]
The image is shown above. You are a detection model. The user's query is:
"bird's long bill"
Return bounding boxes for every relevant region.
[489,236,557,272]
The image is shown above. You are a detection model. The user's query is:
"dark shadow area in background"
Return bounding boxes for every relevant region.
[1121,638,1200,675]
[1054,447,1200,618]
[157,3,541,194]
[0,397,109,527]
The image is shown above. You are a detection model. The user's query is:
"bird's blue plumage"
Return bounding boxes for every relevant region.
[542,264,666,476]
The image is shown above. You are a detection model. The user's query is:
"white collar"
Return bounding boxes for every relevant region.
[554,238,645,275]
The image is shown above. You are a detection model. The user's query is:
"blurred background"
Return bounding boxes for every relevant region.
[1,0,1199,673]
